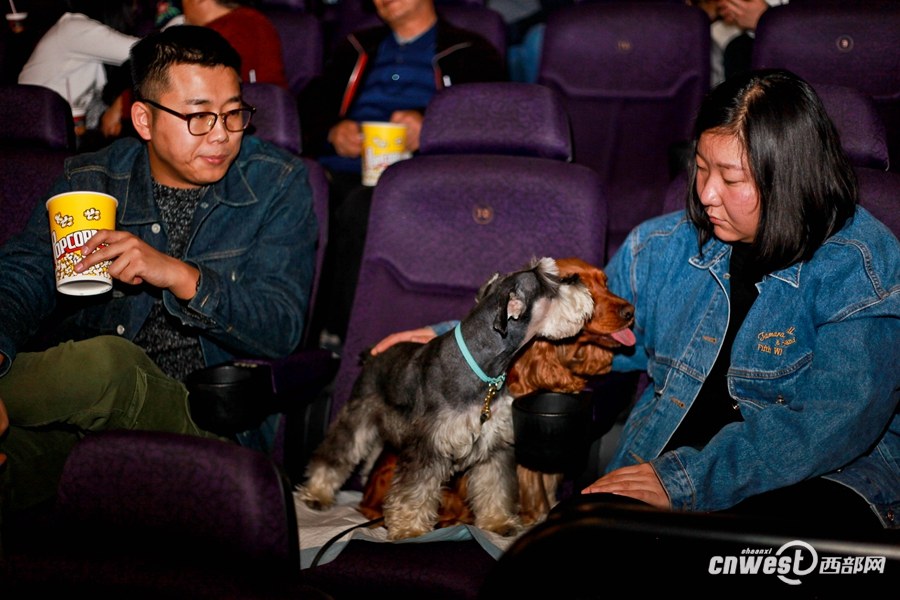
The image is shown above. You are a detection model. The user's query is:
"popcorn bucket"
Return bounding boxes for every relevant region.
[361,121,411,186]
[46,191,118,296]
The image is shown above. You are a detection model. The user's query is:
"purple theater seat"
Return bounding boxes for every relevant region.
[263,7,324,98]
[0,149,70,246]
[0,83,76,151]
[438,3,507,61]
[302,150,606,599]
[330,154,607,426]
[420,81,571,160]
[751,1,900,171]
[2,431,338,598]
[244,82,304,155]
[662,170,689,216]
[0,85,76,245]
[538,1,710,260]
[57,431,299,567]
[813,82,890,171]
[857,167,900,239]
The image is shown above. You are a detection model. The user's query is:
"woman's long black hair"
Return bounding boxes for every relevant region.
[685,69,858,273]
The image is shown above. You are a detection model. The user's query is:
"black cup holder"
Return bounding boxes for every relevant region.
[184,362,275,437]
[512,391,593,475]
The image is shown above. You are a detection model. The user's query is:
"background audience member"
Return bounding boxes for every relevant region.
[703,0,789,86]
[490,0,573,83]
[0,25,316,524]
[301,0,506,349]
[179,0,289,88]
[17,0,142,149]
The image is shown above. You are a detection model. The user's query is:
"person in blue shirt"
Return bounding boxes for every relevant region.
[0,26,316,522]
[300,0,506,349]
[373,69,900,532]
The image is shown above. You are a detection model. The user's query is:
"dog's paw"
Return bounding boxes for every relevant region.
[386,523,431,541]
[478,515,523,537]
[518,509,549,527]
[295,485,335,511]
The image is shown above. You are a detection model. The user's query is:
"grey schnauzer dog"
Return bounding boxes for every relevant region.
[297,257,594,540]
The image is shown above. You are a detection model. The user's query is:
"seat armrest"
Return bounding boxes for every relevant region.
[239,347,340,401]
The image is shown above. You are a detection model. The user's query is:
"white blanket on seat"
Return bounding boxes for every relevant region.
[295,490,526,569]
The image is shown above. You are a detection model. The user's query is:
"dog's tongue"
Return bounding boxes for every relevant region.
[611,327,636,347]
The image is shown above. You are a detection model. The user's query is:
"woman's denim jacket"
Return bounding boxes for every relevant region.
[0,135,317,374]
[604,208,900,528]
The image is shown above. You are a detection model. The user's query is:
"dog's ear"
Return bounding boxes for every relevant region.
[507,291,526,320]
[560,342,615,377]
[493,290,526,336]
[508,339,587,396]
[476,272,501,303]
[493,292,510,336]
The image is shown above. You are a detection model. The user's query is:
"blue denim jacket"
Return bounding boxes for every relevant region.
[0,135,317,374]
[604,208,900,528]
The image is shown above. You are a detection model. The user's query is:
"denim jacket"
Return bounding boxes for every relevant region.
[0,135,317,375]
[604,208,900,528]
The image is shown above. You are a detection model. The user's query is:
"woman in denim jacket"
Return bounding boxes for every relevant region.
[375,69,899,532]
[583,69,899,531]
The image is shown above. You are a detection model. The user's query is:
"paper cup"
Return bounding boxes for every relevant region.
[71,107,87,137]
[5,12,26,34]
[46,191,118,296]
[361,121,411,186]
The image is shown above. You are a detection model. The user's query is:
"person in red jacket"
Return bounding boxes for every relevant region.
[180,0,289,88]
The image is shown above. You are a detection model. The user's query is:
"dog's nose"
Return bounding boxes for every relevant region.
[619,304,635,323]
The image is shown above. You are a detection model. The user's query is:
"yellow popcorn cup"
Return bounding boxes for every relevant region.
[361,121,411,186]
[46,191,118,296]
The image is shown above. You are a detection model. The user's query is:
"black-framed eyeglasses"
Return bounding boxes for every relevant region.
[141,99,256,136]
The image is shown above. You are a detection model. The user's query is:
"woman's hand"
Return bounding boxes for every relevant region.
[581,463,672,510]
[370,327,436,355]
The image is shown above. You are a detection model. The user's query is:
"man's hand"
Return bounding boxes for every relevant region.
[76,229,200,300]
[328,119,363,158]
[390,110,424,152]
[581,462,672,510]
[717,0,769,30]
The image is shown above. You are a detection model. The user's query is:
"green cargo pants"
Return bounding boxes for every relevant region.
[0,336,220,514]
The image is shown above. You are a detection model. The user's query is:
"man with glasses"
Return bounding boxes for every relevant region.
[0,26,316,522]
